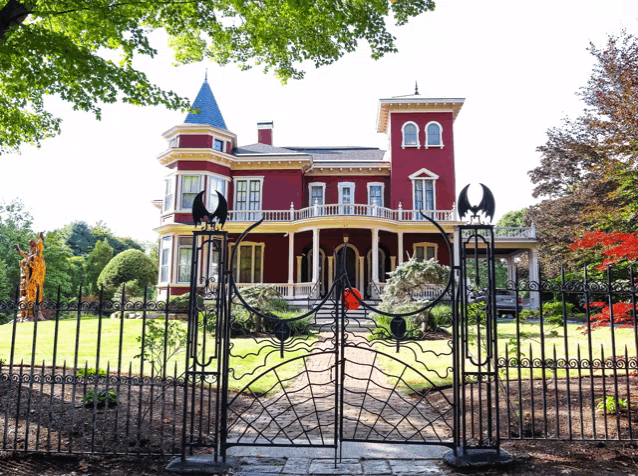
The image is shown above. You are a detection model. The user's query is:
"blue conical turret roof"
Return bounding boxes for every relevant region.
[184,76,227,130]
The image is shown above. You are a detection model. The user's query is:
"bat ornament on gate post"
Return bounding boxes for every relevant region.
[192,191,228,230]
[457,183,495,224]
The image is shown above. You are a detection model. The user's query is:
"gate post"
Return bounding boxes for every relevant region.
[445,210,514,469]
[168,230,239,474]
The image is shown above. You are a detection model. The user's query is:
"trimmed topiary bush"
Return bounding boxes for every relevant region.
[97,249,157,299]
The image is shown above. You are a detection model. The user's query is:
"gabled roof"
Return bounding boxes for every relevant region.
[184,78,228,130]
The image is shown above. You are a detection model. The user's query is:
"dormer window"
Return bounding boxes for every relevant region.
[214,139,224,151]
[402,122,419,148]
[425,122,443,148]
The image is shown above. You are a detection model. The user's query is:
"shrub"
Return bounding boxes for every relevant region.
[430,304,453,329]
[134,319,187,376]
[97,250,157,299]
[82,390,118,409]
[597,395,628,414]
[542,301,572,316]
[76,368,108,378]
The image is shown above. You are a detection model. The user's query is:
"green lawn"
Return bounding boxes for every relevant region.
[0,317,312,394]
[373,321,638,393]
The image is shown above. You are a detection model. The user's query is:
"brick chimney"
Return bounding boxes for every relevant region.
[257,121,274,145]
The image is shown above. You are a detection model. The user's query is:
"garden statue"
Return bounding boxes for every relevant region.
[14,232,46,321]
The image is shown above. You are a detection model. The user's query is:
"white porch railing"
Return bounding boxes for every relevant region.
[233,282,315,298]
[464,227,537,239]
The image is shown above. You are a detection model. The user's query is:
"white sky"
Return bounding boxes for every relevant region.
[2,0,638,243]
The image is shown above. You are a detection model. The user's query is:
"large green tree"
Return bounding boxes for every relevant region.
[0,0,434,154]
[0,198,34,297]
[528,30,638,274]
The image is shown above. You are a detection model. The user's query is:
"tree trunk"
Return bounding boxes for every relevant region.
[0,0,30,41]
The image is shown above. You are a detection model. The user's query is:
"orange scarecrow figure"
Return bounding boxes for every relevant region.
[14,232,46,321]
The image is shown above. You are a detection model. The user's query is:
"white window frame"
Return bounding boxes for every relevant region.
[424,121,444,148]
[409,168,439,219]
[338,182,355,215]
[163,176,175,213]
[159,235,172,283]
[308,182,326,206]
[178,175,204,211]
[413,242,439,262]
[168,135,179,148]
[367,182,384,207]
[207,174,230,210]
[230,241,265,283]
[213,138,224,152]
[401,121,420,149]
[233,176,264,221]
[177,236,194,284]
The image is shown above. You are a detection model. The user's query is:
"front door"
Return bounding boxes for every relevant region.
[335,245,357,289]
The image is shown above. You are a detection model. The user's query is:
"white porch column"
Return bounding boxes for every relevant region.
[328,256,334,290]
[398,232,404,265]
[506,255,517,284]
[390,256,396,272]
[372,229,379,283]
[528,248,540,310]
[312,228,320,284]
[296,256,302,283]
[358,256,365,293]
[453,227,461,269]
[288,232,295,284]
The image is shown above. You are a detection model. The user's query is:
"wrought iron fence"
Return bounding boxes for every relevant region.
[0,286,214,455]
[496,268,638,442]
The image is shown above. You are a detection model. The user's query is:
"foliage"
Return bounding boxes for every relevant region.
[41,230,74,300]
[597,395,628,414]
[528,30,638,274]
[85,239,114,294]
[542,301,574,319]
[76,367,107,378]
[571,231,638,270]
[374,258,450,336]
[583,301,635,333]
[58,221,95,256]
[430,304,453,329]
[134,318,187,377]
[97,249,157,299]
[497,208,528,228]
[81,390,118,409]
[0,0,435,154]
[464,258,508,289]
[0,198,34,298]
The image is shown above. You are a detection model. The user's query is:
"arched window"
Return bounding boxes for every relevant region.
[401,122,419,148]
[425,121,443,148]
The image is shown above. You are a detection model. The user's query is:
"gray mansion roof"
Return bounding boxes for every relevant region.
[234,144,386,163]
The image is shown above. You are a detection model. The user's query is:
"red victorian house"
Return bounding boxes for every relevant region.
[154,79,539,305]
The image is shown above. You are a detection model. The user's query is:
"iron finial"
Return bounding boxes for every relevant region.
[205,68,208,82]
[415,80,419,95]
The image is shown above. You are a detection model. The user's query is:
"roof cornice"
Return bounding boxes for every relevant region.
[376,98,465,133]
[162,124,237,141]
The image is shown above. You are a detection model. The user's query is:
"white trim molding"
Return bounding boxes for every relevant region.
[408,168,440,180]
[401,121,420,149]
[410,168,438,213]
[424,121,444,149]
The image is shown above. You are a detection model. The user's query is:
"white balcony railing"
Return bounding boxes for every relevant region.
[233,282,315,298]
[464,226,536,239]
[226,204,456,223]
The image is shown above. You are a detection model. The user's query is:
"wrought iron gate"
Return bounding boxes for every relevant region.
[183,209,506,465]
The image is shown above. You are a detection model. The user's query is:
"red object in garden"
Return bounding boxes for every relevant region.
[343,288,362,310]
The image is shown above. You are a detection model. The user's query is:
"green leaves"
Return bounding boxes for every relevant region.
[0,0,433,152]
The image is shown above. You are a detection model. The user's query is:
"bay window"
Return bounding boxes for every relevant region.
[180,175,203,210]
[160,236,172,283]
[163,177,174,212]
[208,176,228,211]
[177,236,193,283]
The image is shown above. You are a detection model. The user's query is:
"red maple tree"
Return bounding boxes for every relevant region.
[571,232,638,331]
